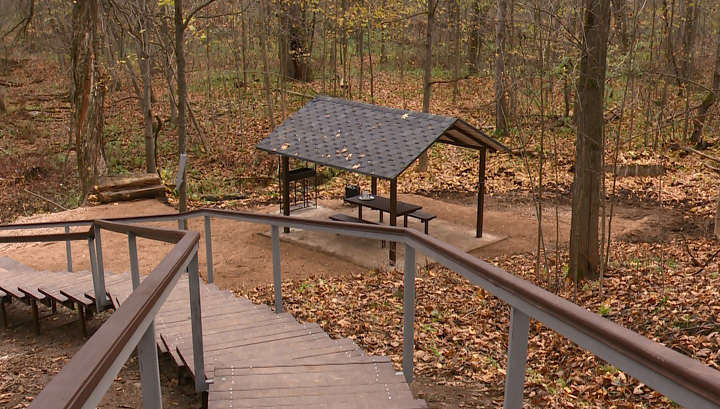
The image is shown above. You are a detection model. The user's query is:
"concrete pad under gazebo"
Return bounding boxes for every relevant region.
[256,96,509,263]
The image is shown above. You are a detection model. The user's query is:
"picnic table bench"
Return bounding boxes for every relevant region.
[341,195,436,234]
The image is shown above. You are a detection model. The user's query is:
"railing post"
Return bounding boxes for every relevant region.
[403,244,416,383]
[92,225,109,311]
[178,218,184,230]
[137,320,162,408]
[128,232,140,290]
[88,237,102,312]
[271,225,283,313]
[204,215,214,284]
[188,252,207,392]
[503,307,530,409]
[65,226,73,272]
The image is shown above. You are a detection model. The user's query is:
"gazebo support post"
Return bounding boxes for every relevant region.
[390,178,397,264]
[282,156,290,233]
[477,147,486,238]
[372,177,382,222]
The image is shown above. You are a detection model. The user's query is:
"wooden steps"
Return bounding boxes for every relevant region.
[0,256,425,408]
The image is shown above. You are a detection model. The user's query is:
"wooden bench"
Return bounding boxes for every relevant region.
[407,211,437,235]
[329,214,384,247]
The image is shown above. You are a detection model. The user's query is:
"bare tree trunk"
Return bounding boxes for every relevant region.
[569,0,611,282]
[368,0,375,102]
[690,16,720,148]
[452,0,460,104]
[138,0,155,174]
[679,0,695,82]
[495,0,508,136]
[611,0,629,51]
[358,24,364,100]
[240,0,248,92]
[71,0,106,203]
[715,187,720,239]
[419,0,437,172]
[0,86,6,113]
[175,0,189,216]
[379,0,388,63]
[279,2,313,82]
[205,12,214,121]
[342,0,349,98]
[260,0,276,130]
[679,0,696,141]
[159,6,177,126]
[467,0,481,73]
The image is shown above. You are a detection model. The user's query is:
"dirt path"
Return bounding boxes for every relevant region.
[0,196,685,291]
[0,200,366,292]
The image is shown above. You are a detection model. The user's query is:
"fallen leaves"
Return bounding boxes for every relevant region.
[246,236,720,408]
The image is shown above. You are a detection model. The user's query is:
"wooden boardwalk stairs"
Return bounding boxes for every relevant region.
[0,257,426,408]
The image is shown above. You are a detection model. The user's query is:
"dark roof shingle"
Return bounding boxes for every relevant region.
[256,95,507,180]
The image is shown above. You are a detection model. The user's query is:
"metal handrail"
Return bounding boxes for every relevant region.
[2,208,719,409]
[1,221,204,409]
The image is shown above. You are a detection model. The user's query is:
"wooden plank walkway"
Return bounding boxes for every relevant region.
[0,257,426,408]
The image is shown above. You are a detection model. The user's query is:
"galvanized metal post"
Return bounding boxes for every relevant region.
[188,253,207,392]
[88,237,103,312]
[403,244,416,383]
[137,320,162,408]
[271,225,283,313]
[128,232,140,290]
[503,307,530,409]
[65,226,73,272]
[92,225,109,311]
[204,215,214,284]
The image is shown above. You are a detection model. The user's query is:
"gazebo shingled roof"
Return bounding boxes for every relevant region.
[256,95,508,180]
[256,96,508,262]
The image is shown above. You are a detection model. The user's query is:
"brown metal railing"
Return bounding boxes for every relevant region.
[1,209,719,409]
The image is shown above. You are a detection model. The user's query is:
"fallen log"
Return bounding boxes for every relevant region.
[98,185,165,204]
[96,173,162,192]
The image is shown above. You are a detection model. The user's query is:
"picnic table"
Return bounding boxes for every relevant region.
[344,195,421,226]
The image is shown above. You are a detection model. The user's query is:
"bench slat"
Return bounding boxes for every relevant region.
[408,210,436,221]
[329,214,378,225]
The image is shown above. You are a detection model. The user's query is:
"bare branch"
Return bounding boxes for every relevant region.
[184,0,220,29]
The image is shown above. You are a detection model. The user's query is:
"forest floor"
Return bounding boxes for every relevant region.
[1,54,719,408]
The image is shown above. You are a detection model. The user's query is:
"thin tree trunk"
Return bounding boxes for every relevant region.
[358,24,364,99]
[715,187,720,239]
[322,8,327,94]
[0,86,6,113]
[569,0,611,281]
[537,8,545,281]
[495,0,509,136]
[138,0,155,173]
[468,0,481,73]
[260,0,276,130]
[240,0,248,92]
[205,13,214,121]
[175,0,189,217]
[342,0,350,98]
[419,0,436,172]
[332,3,338,96]
[368,0,375,102]
[159,6,177,126]
[690,17,720,148]
[452,0,460,104]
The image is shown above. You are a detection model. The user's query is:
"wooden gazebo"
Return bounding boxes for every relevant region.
[257,96,508,258]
